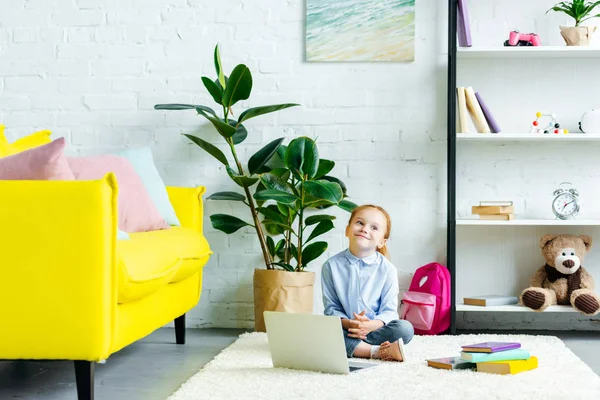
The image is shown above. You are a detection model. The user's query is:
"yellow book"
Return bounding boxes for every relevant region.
[456,87,469,133]
[478,213,515,221]
[476,356,538,375]
[464,86,491,133]
[471,205,514,215]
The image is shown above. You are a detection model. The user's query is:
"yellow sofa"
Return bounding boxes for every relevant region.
[0,173,212,400]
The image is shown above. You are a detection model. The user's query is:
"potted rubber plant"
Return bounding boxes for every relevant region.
[547,0,600,45]
[155,44,356,332]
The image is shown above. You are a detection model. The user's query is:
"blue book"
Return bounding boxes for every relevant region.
[461,348,530,362]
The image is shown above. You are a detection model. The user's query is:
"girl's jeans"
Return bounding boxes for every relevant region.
[343,319,414,357]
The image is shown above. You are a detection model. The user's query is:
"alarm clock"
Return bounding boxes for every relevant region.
[552,182,580,220]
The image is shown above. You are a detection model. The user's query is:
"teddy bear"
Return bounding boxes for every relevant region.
[520,234,600,316]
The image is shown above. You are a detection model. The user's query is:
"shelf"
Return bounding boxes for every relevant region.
[457,133,600,141]
[457,46,600,59]
[457,219,600,226]
[456,304,578,312]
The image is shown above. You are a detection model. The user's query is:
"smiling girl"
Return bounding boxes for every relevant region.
[321,205,414,362]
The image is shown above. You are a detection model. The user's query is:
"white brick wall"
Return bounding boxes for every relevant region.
[0,0,443,328]
[6,1,597,330]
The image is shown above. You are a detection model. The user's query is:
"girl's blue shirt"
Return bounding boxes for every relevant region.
[321,248,399,324]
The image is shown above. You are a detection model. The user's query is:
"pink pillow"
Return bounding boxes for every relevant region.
[67,155,169,233]
[0,137,75,180]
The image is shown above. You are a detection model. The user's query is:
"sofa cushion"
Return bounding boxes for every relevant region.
[67,155,170,233]
[0,127,52,157]
[116,226,212,304]
[0,138,75,180]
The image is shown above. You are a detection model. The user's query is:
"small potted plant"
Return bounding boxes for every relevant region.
[156,44,356,331]
[547,0,600,45]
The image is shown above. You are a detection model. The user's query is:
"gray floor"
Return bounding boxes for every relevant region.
[0,329,598,399]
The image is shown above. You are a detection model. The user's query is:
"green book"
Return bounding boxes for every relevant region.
[461,348,530,362]
[427,356,476,370]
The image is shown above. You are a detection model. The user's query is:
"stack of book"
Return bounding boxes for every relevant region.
[457,86,501,133]
[463,295,518,307]
[427,341,538,375]
[471,201,514,221]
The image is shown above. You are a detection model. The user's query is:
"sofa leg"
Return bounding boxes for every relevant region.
[175,314,186,344]
[74,360,94,400]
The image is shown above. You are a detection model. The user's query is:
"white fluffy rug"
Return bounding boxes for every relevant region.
[168,332,600,400]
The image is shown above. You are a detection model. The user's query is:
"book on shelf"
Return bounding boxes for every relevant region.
[471,205,514,215]
[464,87,491,133]
[478,213,515,221]
[463,295,519,307]
[476,356,538,375]
[461,342,521,353]
[478,201,513,206]
[457,0,472,47]
[461,348,530,362]
[456,87,469,133]
[426,356,476,370]
[475,92,501,133]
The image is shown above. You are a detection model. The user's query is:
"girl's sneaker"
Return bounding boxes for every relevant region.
[378,340,405,362]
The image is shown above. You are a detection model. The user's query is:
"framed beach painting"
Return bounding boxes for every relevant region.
[306,0,415,62]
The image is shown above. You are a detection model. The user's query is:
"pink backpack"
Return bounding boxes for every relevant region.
[400,262,451,335]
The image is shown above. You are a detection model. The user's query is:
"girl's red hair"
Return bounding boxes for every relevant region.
[347,204,392,260]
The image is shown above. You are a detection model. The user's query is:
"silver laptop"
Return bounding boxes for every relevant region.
[264,311,378,374]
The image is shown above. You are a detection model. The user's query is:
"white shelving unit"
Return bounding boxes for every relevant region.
[456,304,577,312]
[457,219,600,226]
[449,40,600,330]
[457,46,600,59]
[457,133,600,142]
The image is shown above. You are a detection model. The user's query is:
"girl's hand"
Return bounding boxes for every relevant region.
[353,311,370,322]
[347,320,370,339]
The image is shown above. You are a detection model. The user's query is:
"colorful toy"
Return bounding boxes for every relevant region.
[529,112,569,134]
[504,31,541,46]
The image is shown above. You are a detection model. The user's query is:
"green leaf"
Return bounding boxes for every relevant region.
[305,214,336,226]
[201,76,223,105]
[184,134,229,166]
[214,44,226,89]
[320,175,348,196]
[275,144,287,161]
[266,236,275,258]
[206,191,246,201]
[305,220,334,244]
[210,214,251,234]
[258,205,286,223]
[260,172,293,194]
[222,64,252,108]
[196,109,237,138]
[290,243,298,261]
[237,104,300,125]
[154,103,216,117]
[301,241,328,267]
[226,166,259,187]
[303,181,343,205]
[248,138,285,175]
[254,189,298,205]
[271,262,294,272]
[275,239,285,260]
[264,222,285,236]
[338,199,358,213]
[580,12,600,24]
[315,159,335,179]
[231,122,248,145]
[263,220,294,231]
[274,239,285,254]
[285,137,319,180]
